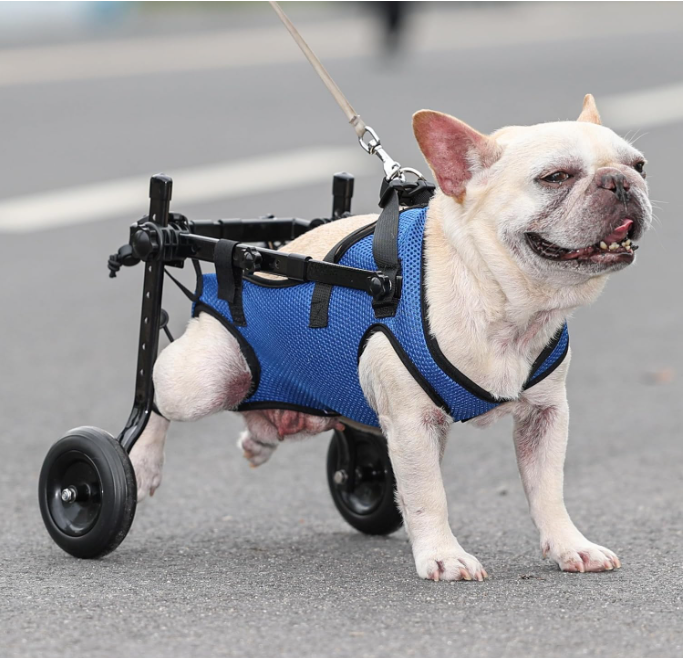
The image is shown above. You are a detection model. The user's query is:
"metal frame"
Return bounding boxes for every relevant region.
[118,175,172,451]
[113,172,391,453]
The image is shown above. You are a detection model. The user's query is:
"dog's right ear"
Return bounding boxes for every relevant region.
[577,93,601,125]
[413,110,500,202]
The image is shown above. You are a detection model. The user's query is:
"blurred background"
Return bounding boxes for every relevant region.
[1,2,682,658]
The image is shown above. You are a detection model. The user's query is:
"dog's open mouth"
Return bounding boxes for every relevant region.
[526,219,638,265]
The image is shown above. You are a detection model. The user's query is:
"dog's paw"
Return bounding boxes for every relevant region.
[237,431,277,467]
[543,537,621,573]
[414,547,488,582]
[130,444,164,502]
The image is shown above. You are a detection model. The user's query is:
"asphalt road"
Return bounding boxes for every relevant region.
[1,3,682,657]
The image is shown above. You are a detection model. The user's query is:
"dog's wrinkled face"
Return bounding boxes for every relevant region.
[491,121,651,282]
[413,96,652,285]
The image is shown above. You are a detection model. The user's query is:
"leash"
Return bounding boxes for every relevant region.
[266,3,434,319]
[269,1,423,184]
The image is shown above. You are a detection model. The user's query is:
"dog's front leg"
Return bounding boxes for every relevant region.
[513,355,621,572]
[360,333,487,582]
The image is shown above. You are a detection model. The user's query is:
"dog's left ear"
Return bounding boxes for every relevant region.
[577,94,601,125]
[413,110,500,202]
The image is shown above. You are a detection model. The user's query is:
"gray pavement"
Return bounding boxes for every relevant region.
[1,3,682,657]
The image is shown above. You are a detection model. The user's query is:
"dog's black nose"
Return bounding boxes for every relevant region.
[598,171,631,203]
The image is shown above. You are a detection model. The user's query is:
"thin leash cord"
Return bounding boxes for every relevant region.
[268,2,424,183]
[268,1,367,139]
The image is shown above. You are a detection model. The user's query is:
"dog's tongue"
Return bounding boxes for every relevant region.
[603,219,633,244]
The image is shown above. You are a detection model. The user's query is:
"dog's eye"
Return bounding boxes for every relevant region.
[634,161,646,176]
[542,171,571,184]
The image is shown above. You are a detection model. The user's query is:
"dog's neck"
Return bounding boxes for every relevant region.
[423,193,607,398]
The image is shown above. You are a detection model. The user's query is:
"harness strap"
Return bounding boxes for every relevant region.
[371,182,402,318]
[308,241,339,329]
[371,179,435,318]
[214,239,247,326]
[373,184,401,270]
[215,239,237,303]
[309,282,334,329]
[151,401,168,421]
[163,259,203,302]
[309,180,436,327]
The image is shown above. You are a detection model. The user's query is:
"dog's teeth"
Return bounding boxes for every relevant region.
[624,239,631,247]
[609,242,619,251]
[600,241,608,250]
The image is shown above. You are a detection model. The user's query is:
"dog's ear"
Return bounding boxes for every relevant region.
[577,94,601,125]
[413,110,500,202]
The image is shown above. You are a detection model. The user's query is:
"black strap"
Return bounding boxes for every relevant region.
[309,282,334,328]
[164,259,203,302]
[371,179,435,318]
[313,182,403,326]
[215,239,237,303]
[215,239,246,326]
[308,240,340,328]
[309,180,435,326]
[371,182,402,318]
[151,401,168,421]
[373,184,401,270]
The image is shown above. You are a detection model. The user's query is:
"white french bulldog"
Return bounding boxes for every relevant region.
[131,95,651,581]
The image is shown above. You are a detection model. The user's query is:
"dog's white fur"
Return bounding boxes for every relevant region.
[131,97,650,580]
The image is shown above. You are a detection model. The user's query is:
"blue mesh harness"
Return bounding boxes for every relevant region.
[193,206,569,428]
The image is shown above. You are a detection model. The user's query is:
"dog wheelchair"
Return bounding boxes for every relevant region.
[38,169,436,559]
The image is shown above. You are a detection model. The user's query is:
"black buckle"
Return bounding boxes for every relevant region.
[371,268,402,318]
[379,177,436,209]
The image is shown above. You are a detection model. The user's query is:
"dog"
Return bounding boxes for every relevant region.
[131,95,651,581]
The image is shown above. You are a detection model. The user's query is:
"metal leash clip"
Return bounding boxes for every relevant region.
[359,126,401,180]
[359,126,426,183]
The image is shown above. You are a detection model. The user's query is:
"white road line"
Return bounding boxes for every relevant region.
[0,76,679,235]
[0,146,374,233]
[601,82,683,131]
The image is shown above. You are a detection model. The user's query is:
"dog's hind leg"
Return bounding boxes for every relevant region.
[130,412,170,501]
[237,411,281,467]
[237,410,343,467]
[130,313,251,500]
[153,313,252,422]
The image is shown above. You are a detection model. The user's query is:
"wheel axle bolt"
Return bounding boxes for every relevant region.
[333,469,348,485]
[61,486,77,503]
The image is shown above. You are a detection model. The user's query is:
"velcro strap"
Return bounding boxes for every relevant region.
[308,237,342,329]
[215,239,237,303]
[309,282,334,328]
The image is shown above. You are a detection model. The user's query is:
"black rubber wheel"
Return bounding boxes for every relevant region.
[326,427,403,535]
[38,427,137,559]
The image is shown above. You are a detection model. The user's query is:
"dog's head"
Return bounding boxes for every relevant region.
[413,95,652,285]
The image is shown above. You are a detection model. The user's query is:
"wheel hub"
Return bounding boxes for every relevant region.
[326,428,403,536]
[61,486,78,503]
[333,469,348,485]
[46,452,102,537]
[332,439,388,516]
